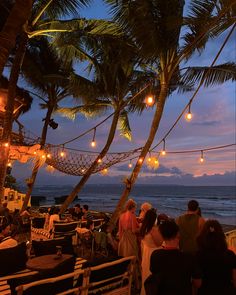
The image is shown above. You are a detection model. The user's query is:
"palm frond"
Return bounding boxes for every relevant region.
[118,110,132,141]
[180,63,236,87]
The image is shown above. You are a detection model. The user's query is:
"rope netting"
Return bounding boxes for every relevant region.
[45,145,140,176]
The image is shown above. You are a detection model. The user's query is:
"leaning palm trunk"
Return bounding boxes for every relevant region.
[109,83,168,230]
[0,0,32,76]
[0,33,28,200]
[60,109,121,214]
[21,106,54,212]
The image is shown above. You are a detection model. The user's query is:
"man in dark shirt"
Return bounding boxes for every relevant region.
[82,205,93,221]
[72,204,83,220]
[146,219,201,295]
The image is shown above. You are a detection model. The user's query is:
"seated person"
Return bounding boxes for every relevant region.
[82,205,93,221]
[72,204,83,220]
[146,219,201,295]
[48,207,60,233]
[0,221,18,249]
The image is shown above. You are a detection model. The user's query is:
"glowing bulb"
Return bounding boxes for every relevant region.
[41,154,46,159]
[161,150,166,156]
[200,157,204,163]
[185,112,192,121]
[7,162,12,167]
[47,154,51,158]
[91,140,96,147]
[4,142,9,147]
[128,163,132,168]
[81,169,85,173]
[138,157,143,164]
[97,158,102,163]
[60,151,65,157]
[33,151,37,155]
[145,95,155,107]
[148,157,151,162]
[154,160,159,164]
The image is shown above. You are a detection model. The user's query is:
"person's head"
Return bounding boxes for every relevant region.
[140,208,157,238]
[75,204,81,212]
[83,205,89,213]
[86,220,94,231]
[139,202,152,220]
[0,222,11,237]
[158,219,179,242]
[157,213,169,225]
[197,219,227,253]
[188,200,199,213]
[125,199,137,213]
[53,207,60,215]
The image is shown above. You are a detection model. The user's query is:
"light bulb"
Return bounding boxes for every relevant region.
[47,154,51,158]
[185,112,192,121]
[148,157,151,162]
[81,169,85,173]
[128,163,132,168]
[200,157,204,163]
[33,151,37,155]
[161,150,166,156]
[41,154,46,159]
[7,162,12,167]
[4,142,9,147]
[97,158,102,163]
[91,140,96,147]
[138,157,143,164]
[60,151,65,157]
[145,95,155,107]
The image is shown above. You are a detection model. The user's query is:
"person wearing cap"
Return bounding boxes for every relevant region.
[176,200,205,254]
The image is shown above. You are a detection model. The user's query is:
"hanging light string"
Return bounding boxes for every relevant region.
[58,82,151,146]
[150,22,236,153]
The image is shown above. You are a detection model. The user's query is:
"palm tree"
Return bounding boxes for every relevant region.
[106,0,236,229]
[59,36,154,213]
[0,0,33,76]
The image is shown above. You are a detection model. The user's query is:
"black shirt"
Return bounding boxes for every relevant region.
[148,248,201,295]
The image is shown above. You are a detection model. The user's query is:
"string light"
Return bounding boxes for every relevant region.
[161,139,166,156]
[147,152,152,162]
[145,94,155,107]
[7,162,12,167]
[47,154,51,158]
[97,158,102,163]
[138,157,143,164]
[91,128,97,147]
[60,146,65,157]
[185,104,192,121]
[101,168,108,175]
[200,150,204,163]
[41,154,46,159]
[3,142,9,147]
[128,160,133,168]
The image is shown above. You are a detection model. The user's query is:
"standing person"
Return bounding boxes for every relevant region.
[140,208,163,295]
[196,220,236,295]
[138,202,153,223]
[176,200,205,254]
[48,207,60,233]
[72,204,83,220]
[145,220,201,295]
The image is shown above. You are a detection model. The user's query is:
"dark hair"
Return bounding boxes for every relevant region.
[140,208,157,238]
[83,205,89,211]
[86,220,94,230]
[197,219,227,253]
[157,213,169,225]
[53,207,60,214]
[188,200,199,211]
[158,219,179,240]
[75,204,80,208]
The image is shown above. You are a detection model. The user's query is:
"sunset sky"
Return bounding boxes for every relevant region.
[10,1,236,187]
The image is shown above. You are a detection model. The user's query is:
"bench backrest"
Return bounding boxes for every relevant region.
[15,256,136,295]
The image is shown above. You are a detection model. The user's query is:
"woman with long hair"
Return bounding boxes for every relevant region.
[197,219,236,295]
[140,208,163,295]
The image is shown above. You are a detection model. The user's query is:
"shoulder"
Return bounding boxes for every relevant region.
[0,237,18,249]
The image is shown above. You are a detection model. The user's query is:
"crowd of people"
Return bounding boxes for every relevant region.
[0,199,235,295]
[118,199,236,295]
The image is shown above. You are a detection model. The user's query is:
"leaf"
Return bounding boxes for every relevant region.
[118,110,132,141]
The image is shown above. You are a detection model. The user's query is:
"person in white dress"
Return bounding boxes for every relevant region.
[140,208,163,295]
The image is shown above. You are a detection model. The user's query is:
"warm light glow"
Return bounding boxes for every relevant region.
[138,157,143,164]
[200,157,204,163]
[128,162,132,168]
[33,151,37,155]
[3,142,9,147]
[161,150,166,156]
[41,154,46,159]
[97,158,102,163]
[60,151,65,157]
[145,95,155,107]
[148,157,151,162]
[47,154,51,158]
[7,162,12,167]
[81,169,85,173]
[185,112,192,121]
[91,140,96,147]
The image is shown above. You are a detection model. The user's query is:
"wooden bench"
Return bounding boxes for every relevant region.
[15,256,135,295]
[0,257,86,295]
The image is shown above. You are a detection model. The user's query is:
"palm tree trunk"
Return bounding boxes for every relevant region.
[108,83,169,230]
[60,109,121,214]
[21,106,54,212]
[0,33,28,201]
[0,0,32,76]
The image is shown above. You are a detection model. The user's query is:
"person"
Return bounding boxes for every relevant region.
[118,199,140,290]
[72,204,83,220]
[138,202,152,223]
[196,219,236,295]
[48,207,60,233]
[82,205,93,221]
[145,219,201,295]
[176,199,205,253]
[0,221,18,249]
[140,208,163,295]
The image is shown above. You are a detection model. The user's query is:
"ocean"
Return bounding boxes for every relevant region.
[28,184,236,226]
